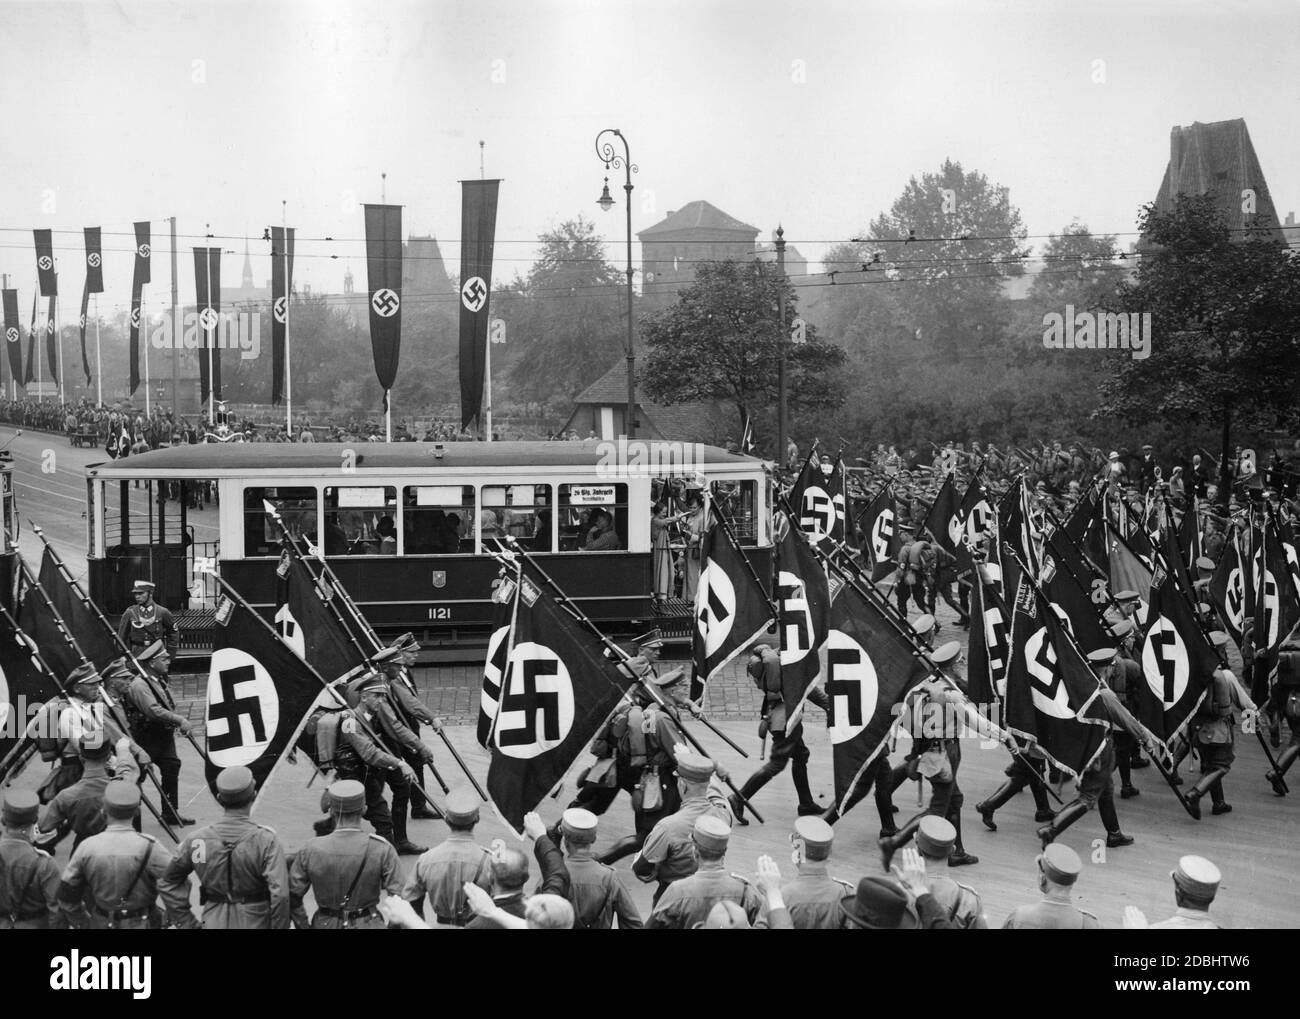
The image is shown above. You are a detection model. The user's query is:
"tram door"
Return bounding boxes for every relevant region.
[95,476,203,613]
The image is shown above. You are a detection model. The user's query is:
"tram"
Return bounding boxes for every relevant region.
[83,441,774,648]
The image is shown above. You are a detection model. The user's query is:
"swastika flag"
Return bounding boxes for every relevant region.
[1133,561,1215,747]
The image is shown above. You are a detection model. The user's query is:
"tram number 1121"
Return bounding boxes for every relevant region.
[428,606,452,621]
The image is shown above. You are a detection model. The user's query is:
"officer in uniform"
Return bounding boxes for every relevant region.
[0,790,64,929]
[879,641,980,868]
[779,816,854,930]
[116,579,178,660]
[570,632,692,864]
[401,787,493,926]
[160,765,290,929]
[731,642,828,823]
[645,816,764,929]
[103,656,194,826]
[555,808,643,929]
[632,751,733,902]
[1140,856,1224,929]
[1184,663,1254,819]
[375,635,445,819]
[912,816,987,928]
[897,536,930,615]
[321,673,423,853]
[33,663,142,801]
[1087,646,1141,801]
[56,781,193,929]
[38,735,139,850]
[290,779,403,930]
[1001,843,1101,929]
[1266,642,1300,795]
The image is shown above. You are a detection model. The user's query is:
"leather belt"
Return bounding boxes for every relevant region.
[206,891,272,905]
[315,905,379,920]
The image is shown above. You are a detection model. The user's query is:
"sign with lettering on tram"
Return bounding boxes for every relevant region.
[335,487,390,508]
[568,485,616,505]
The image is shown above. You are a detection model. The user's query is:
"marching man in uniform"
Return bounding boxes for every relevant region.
[103,657,194,827]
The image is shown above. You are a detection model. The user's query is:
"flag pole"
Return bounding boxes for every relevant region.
[142,287,151,418]
[283,201,292,438]
[94,295,102,407]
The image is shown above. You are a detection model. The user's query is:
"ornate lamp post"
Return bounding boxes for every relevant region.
[595,129,637,439]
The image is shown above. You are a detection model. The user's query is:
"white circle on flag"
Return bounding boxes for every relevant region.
[494,641,575,759]
[799,485,843,543]
[371,287,400,317]
[37,256,53,271]
[777,569,814,667]
[1225,567,1245,631]
[199,307,219,331]
[5,327,17,343]
[274,296,288,323]
[205,647,281,768]
[461,276,487,313]
[965,499,993,545]
[870,508,895,561]
[1141,615,1189,709]
[1254,566,1280,648]
[695,559,737,660]
[1024,626,1074,719]
[87,252,101,268]
[824,629,879,744]
[137,243,151,259]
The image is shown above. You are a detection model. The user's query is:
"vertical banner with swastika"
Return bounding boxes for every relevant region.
[823,573,930,815]
[23,292,36,385]
[44,293,57,384]
[80,227,102,387]
[128,222,150,395]
[193,247,222,404]
[458,180,500,430]
[1254,513,1300,657]
[205,582,324,800]
[2,290,21,387]
[921,472,960,556]
[788,449,845,550]
[966,561,1010,710]
[775,524,829,716]
[1208,527,1247,646]
[486,571,638,833]
[1002,550,1107,779]
[860,484,901,582]
[33,229,57,296]
[364,204,403,408]
[1042,529,1112,656]
[270,226,295,405]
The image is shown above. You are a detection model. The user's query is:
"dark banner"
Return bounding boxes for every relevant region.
[84,226,104,293]
[691,518,773,686]
[128,222,151,394]
[270,226,295,405]
[78,286,90,386]
[33,229,57,296]
[24,294,37,385]
[44,294,57,384]
[458,180,500,429]
[860,485,901,581]
[194,247,223,404]
[364,204,403,398]
[789,450,846,549]
[775,525,829,716]
[2,290,21,386]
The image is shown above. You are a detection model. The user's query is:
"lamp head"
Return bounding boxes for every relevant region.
[597,178,615,212]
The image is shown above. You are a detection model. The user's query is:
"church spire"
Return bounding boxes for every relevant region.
[242,236,254,289]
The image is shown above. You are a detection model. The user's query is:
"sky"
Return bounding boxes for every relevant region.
[1,0,1297,312]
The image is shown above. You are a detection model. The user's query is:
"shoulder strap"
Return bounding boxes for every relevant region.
[117,837,156,911]
[341,840,373,913]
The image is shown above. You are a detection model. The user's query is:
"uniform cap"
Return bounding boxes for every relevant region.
[1208,631,1230,649]
[1172,855,1221,899]
[692,815,731,853]
[215,766,257,807]
[910,614,936,637]
[633,629,664,650]
[1115,590,1140,603]
[103,781,142,819]
[136,639,167,662]
[930,641,962,667]
[561,807,598,843]
[915,816,956,858]
[444,787,481,826]
[1109,618,1135,639]
[1038,843,1082,885]
[354,671,388,695]
[67,662,103,686]
[676,752,715,783]
[102,656,135,681]
[327,779,366,813]
[1108,451,1120,460]
[840,875,917,930]
[1,788,40,826]
[792,816,834,858]
[132,579,156,593]
[1087,647,1117,665]
[1195,556,1215,574]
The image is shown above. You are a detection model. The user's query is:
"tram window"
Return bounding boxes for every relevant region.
[558,483,628,552]
[712,480,759,544]
[244,487,318,557]
[482,484,553,551]
[402,485,475,554]
[323,486,398,555]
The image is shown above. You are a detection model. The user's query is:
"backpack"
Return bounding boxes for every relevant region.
[297,708,345,771]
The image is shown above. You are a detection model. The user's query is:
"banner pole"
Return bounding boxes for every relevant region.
[94,295,102,407]
[142,287,151,418]
[283,204,292,438]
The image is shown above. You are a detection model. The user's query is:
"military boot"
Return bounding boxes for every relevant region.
[1036,799,1089,848]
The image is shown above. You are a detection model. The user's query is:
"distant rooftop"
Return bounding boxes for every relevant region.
[638,200,759,238]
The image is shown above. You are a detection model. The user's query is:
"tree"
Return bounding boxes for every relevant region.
[1097,193,1300,502]
[505,217,626,407]
[640,259,846,445]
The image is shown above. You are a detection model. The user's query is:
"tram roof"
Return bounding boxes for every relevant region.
[86,440,763,478]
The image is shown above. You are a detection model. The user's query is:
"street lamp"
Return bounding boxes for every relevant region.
[594,128,637,439]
